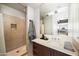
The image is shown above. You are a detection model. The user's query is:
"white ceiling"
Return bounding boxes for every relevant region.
[40,3,69,17]
[22,3,42,8]
[22,3,69,17]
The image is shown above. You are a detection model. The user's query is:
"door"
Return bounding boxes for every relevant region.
[3,14,26,52]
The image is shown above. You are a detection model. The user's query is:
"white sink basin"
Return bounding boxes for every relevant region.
[64,42,75,52]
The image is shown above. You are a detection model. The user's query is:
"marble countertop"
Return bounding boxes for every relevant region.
[32,38,78,56]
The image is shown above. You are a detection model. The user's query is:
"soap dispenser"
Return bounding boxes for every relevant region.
[40,34,45,39]
[40,34,48,40]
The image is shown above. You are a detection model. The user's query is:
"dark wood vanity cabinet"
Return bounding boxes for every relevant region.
[33,42,50,56]
[33,42,70,56]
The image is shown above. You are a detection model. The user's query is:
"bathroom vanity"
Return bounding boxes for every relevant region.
[33,42,69,56]
[32,37,78,56]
